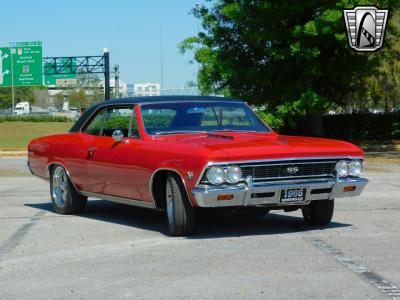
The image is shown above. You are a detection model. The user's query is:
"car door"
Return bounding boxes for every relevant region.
[85,105,143,200]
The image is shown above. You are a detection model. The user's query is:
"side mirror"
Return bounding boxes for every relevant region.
[112,129,124,142]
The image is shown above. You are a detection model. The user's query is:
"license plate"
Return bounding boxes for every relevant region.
[280,188,306,203]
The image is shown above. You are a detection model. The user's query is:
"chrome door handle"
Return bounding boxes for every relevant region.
[88,147,97,157]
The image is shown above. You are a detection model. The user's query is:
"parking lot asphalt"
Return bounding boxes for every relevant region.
[1,156,400,299]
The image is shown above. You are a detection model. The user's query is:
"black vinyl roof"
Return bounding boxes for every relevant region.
[69,95,244,132]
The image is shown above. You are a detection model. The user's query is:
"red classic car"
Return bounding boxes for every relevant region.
[28,96,368,236]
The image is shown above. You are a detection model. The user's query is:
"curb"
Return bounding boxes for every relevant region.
[0,151,27,157]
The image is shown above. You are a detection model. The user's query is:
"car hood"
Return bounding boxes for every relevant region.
[158,132,364,162]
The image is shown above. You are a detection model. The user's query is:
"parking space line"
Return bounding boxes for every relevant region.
[308,237,400,300]
[0,210,46,261]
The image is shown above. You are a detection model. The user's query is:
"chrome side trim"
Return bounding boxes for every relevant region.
[149,168,191,207]
[80,191,157,210]
[195,156,364,186]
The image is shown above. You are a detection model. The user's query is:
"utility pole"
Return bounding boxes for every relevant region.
[114,64,120,98]
[160,25,164,94]
[103,48,110,100]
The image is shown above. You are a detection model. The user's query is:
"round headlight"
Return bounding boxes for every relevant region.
[335,160,349,177]
[206,166,225,185]
[349,160,363,176]
[225,165,242,184]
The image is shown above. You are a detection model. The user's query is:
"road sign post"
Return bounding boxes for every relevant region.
[11,47,14,115]
[0,41,43,114]
[44,57,77,87]
[44,49,111,101]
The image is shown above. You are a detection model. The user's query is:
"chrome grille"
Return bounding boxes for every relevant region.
[240,160,337,182]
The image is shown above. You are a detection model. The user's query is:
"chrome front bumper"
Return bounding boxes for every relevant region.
[192,177,368,208]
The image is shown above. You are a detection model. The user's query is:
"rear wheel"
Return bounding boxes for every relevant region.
[302,200,334,225]
[166,173,195,236]
[50,165,87,214]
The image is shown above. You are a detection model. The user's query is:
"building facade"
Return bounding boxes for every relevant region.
[126,83,135,97]
[134,83,160,97]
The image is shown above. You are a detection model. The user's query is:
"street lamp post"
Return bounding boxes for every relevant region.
[114,64,120,98]
[103,48,110,100]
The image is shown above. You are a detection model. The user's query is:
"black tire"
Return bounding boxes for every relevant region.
[302,200,334,225]
[50,165,87,214]
[165,173,195,236]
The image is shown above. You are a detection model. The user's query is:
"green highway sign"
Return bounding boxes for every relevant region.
[0,48,11,86]
[44,58,77,86]
[0,41,43,87]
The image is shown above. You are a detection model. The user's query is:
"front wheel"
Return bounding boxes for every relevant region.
[302,200,334,226]
[50,165,87,214]
[166,174,195,236]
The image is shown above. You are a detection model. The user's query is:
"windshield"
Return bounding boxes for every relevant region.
[140,101,270,135]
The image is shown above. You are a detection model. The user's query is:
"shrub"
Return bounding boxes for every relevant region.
[256,110,285,130]
[0,115,70,123]
[279,113,400,141]
[393,122,400,139]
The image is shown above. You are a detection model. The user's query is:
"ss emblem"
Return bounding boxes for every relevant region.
[287,166,299,174]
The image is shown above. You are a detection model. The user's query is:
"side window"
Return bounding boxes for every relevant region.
[83,108,106,136]
[102,107,134,137]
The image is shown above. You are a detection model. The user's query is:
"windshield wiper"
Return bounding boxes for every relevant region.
[153,130,207,136]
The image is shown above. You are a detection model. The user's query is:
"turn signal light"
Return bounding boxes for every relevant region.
[217,194,234,201]
[343,186,356,192]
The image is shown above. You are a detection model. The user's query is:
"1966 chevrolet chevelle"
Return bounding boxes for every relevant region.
[28,96,368,236]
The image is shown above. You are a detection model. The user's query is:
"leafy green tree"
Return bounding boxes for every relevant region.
[53,92,65,110]
[68,90,88,108]
[181,0,400,134]
[378,9,400,110]
[66,74,104,108]
[0,86,36,109]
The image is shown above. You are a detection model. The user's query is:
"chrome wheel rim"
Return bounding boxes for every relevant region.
[166,181,174,226]
[52,166,69,207]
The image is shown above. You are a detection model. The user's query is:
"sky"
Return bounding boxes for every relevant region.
[0,0,203,89]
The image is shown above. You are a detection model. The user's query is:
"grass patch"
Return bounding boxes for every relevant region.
[0,121,73,148]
